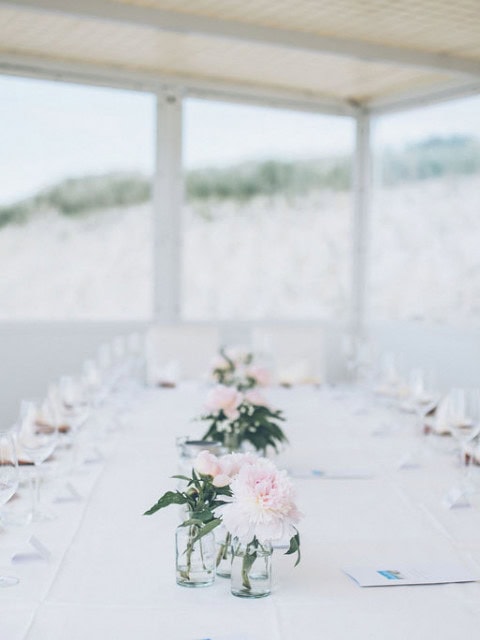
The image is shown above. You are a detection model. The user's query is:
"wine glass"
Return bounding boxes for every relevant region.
[58,376,89,430]
[408,368,439,436]
[446,389,480,486]
[18,400,58,521]
[82,359,104,407]
[58,376,90,470]
[0,432,20,587]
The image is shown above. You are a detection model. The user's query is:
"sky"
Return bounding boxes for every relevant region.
[0,74,479,205]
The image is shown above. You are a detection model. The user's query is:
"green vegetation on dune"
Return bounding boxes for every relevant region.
[186,156,350,201]
[1,135,479,228]
[380,136,480,185]
[0,173,151,228]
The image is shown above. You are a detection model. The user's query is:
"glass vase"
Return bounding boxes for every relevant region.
[224,430,241,453]
[215,527,233,578]
[175,524,215,588]
[231,538,272,598]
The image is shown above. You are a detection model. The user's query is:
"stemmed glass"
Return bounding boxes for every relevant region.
[0,431,20,586]
[58,376,90,470]
[18,400,58,521]
[408,368,439,436]
[446,388,480,488]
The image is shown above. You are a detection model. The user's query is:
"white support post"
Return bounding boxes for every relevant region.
[153,89,183,322]
[350,110,372,348]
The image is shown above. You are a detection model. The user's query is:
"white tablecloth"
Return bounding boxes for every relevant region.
[3,384,480,639]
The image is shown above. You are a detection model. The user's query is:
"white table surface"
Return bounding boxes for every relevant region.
[3,383,480,640]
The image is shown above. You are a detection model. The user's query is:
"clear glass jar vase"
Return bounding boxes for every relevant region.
[215,526,233,578]
[231,538,272,598]
[223,430,242,453]
[175,524,215,588]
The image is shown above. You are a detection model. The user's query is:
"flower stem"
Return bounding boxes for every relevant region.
[241,540,258,591]
[216,531,232,567]
[180,524,197,581]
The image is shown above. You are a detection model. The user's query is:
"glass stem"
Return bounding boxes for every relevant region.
[33,463,41,512]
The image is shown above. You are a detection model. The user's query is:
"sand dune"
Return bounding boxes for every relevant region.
[0,174,478,324]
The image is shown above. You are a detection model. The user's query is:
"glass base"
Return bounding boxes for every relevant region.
[0,575,19,588]
[176,577,215,588]
[231,588,271,598]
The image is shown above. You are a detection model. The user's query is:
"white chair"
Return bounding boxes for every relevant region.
[145,324,219,382]
[252,325,326,385]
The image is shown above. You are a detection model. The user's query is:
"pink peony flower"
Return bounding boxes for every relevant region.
[194,450,221,477]
[246,365,271,387]
[218,452,259,479]
[205,385,243,420]
[244,389,270,408]
[212,474,231,488]
[220,460,302,544]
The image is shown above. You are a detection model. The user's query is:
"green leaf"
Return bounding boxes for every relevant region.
[143,491,188,515]
[171,474,191,482]
[180,518,205,527]
[189,510,215,523]
[214,485,232,496]
[191,517,222,544]
[284,531,301,567]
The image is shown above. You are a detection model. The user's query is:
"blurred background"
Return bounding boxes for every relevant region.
[1,1,480,424]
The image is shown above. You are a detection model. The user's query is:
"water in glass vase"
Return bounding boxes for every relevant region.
[231,538,272,598]
[175,525,215,588]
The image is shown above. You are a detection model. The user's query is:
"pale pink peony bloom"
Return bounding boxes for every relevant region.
[244,389,270,408]
[212,473,232,488]
[218,452,259,479]
[194,450,221,477]
[205,385,243,420]
[246,365,271,387]
[220,460,302,544]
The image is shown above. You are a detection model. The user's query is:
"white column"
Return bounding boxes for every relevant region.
[153,88,183,321]
[350,109,372,344]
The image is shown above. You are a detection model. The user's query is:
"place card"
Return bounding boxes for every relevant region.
[54,482,83,503]
[83,447,104,465]
[195,636,254,640]
[442,487,471,509]
[12,535,52,564]
[289,468,374,480]
[397,453,421,470]
[344,563,480,587]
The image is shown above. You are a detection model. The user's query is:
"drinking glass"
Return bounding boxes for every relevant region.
[58,376,90,470]
[408,368,439,436]
[59,376,90,431]
[18,401,58,521]
[445,389,480,492]
[0,432,20,586]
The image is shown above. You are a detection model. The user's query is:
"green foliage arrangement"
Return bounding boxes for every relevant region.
[201,399,287,454]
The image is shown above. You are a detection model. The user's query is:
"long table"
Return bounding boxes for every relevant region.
[3,383,480,639]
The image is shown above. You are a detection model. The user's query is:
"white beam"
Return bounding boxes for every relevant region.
[0,52,356,117]
[369,80,480,115]
[153,89,183,322]
[4,0,480,78]
[350,111,372,344]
